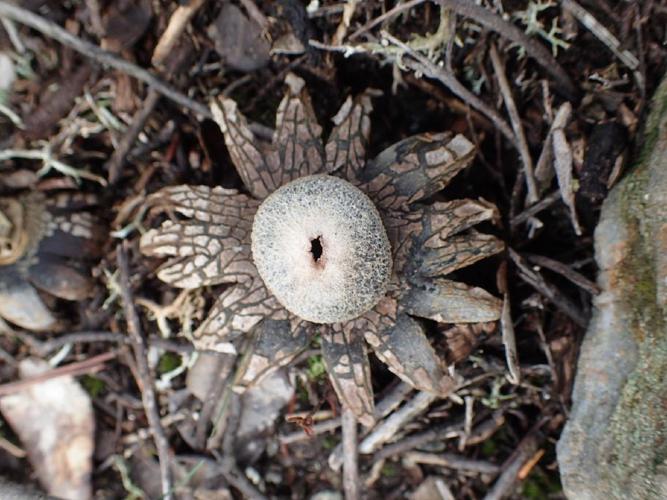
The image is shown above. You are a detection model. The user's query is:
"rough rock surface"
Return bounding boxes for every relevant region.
[557,77,667,498]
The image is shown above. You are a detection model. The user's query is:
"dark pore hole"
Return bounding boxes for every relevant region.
[310,236,323,262]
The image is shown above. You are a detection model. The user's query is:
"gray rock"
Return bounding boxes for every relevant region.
[557,76,667,498]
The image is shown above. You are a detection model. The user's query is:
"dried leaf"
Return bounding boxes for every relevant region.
[22,64,92,141]
[535,102,572,194]
[0,359,94,500]
[101,0,152,51]
[208,3,271,72]
[553,124,582,235]
[0,272,56,330]
[237,369,294,461]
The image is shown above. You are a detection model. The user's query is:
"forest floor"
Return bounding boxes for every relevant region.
[0,1,665,499]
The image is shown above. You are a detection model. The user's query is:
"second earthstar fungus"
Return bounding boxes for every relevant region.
[0,191,103,331]
[140,74,504,426]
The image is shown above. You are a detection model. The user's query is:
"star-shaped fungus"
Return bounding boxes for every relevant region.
[0,191,103,331]
[140,74,504,426]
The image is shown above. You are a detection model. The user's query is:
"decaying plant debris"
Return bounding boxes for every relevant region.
[0,0,664,498]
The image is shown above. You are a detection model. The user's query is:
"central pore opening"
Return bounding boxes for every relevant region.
[310,236,323,262]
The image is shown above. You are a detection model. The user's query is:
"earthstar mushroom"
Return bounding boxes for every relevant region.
[140,73,504,425]
[0,191,102,331]
[251,174,392,324]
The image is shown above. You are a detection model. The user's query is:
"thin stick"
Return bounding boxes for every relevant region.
[562,0,643,93]
[404,451,501,475]
[482,429,545,500]
[438,0,577,99]
[117,243,173,500]
[359,391,437,454]
[525,253,600,295]
[372,421,462,462]
[342,408,360,500]
[510,190,561,227]
[489,43,538,204]
[349,0,426,40]
[328,382,413,470]
[498,263,520,385]
[108,89,161,184]
[151,0,206,67]
[509,249,588,327]
[0,351,116,397]
[380,31,516,146]
[280,418,342,445]
[0,1,211,119]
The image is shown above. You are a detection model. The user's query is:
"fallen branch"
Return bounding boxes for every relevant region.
[342,408,360,500]
[0,351,116,397]
[117,243,173,500]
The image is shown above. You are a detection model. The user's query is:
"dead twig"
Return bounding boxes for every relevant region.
[510,190,561,228]
[342,407,360,500]
[438,0,577,99]
[0,1,211,119]
[403,451,501,475]
[0,435,26,458]
[372,421,462,463]
[489,43,539,204]
[482,426,546,500]
[17,330,193,358]
[359,391,437,455]
[562,0,644,94]
[151,0,206,67]
[509,249,588,327]
[498,262,521,385]
[33,332,129,356]
[117,243,173,500]
[349,0,426,40]
[280,418,341,445]
[328,382,413,470]
[0,351,116,397]
[380,31,516,145]
[525,253,600,295]
[107,89,160,184]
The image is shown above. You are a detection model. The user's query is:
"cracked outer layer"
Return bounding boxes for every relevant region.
[141,73,505,423]
[251,175,392,323]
